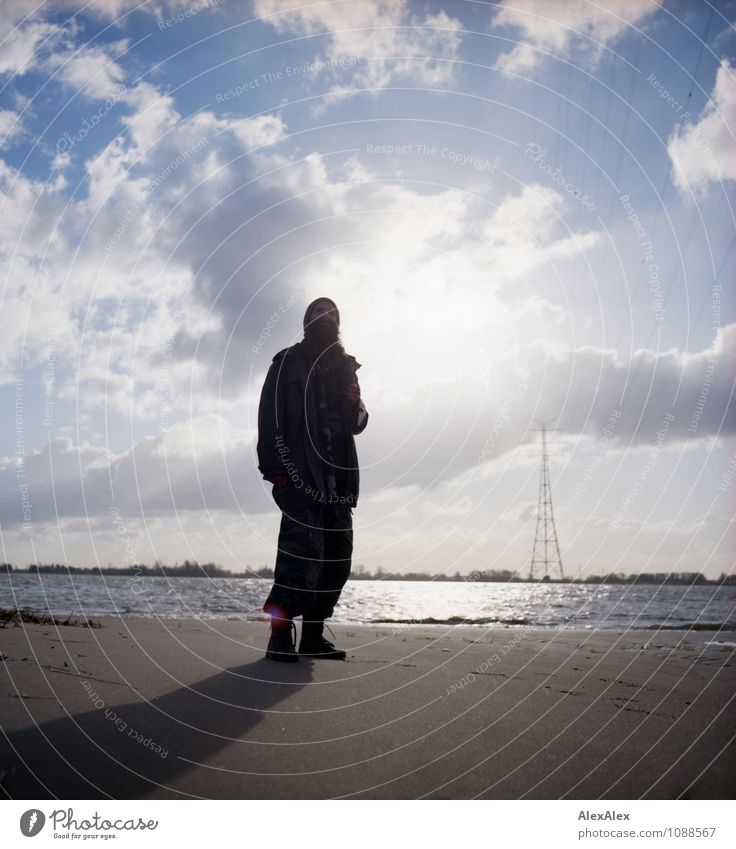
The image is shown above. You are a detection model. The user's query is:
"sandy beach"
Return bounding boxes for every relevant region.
[0,615,733,799]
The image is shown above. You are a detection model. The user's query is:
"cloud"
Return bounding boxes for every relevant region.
[5,319,731,528]
[0,19,59,76]
[524,322,736,446]
[0,109,24,148]
[228,113,288,149]
[353,322,735,501]
[0,1,214,78]
[45,39,130,101]
[1,0,195,25]
[667,59,736,195]
[173,166,601,403]
[0,416,260,528]
[252,0,463,102]
[491,0,662,74]
[0,62,289,400]
[2,3,728,509]
[0,4,296,445]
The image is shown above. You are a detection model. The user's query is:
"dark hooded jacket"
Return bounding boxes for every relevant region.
[257,342,368,509]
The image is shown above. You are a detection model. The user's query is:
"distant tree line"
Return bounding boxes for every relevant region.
[1,561,733,585]
[0,560,267,579]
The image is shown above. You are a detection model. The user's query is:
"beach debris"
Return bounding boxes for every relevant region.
[0,608,102,628]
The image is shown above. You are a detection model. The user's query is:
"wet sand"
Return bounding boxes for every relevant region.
[0,616,734,799]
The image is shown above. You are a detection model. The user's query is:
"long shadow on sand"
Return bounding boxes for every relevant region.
[0,658,314,799]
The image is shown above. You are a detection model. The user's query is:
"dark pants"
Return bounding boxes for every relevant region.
[263,493,353,624]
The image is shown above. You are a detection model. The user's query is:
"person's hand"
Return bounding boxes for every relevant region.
[265,473,288,487]
[345,382,360,405]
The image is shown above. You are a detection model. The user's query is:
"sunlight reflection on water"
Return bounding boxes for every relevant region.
[1,574,734,630]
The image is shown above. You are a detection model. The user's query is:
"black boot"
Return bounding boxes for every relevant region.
[299,620,346,660]
[265,618,299,662]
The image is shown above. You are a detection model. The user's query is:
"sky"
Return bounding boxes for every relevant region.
[0,0,734,579]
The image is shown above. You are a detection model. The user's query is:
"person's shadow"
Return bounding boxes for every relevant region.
[0,658,314,798]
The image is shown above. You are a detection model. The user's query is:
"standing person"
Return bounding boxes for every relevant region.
[257,297,368,661]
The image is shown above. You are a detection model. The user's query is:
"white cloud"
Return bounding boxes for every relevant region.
[0,1,212,79]
[253,0,463,102]
[0,157,69,256]
[668,60,736,195]
[491,0,662,73]
[0,37,291,401]
[117,80,180,153]
[0,19,59,76]
[1,0,194,26]
[0,109,24,148]
[228,113,288,149]
[45,40,129,101]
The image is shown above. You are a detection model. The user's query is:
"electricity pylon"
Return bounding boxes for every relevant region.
[529,420,565,580]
